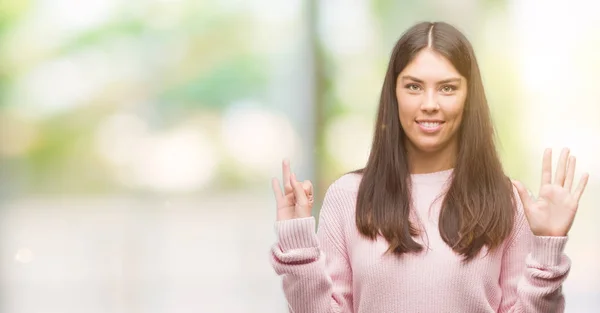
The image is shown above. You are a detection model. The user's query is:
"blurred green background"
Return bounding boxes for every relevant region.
[0,0,598,312]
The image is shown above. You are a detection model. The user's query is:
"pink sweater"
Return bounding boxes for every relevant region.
[270,169,570,313]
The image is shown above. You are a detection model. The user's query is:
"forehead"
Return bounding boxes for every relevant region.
[400,49,462,81]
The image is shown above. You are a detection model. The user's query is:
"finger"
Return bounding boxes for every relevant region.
[563,156,576,191]
[553,148,570,186]
[291,172,308,206]
[302,180,313,196]
[282,159,293,194]
[541,148,552,186]
[573,173,589,203]
[512,180,535,212]
[302,180,314,203]
[271,177,284,207]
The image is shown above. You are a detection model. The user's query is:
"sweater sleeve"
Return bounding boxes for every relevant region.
[498,196,571,313]
[270,182,354,313]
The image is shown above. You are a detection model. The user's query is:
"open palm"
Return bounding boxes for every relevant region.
[512,148,589,237]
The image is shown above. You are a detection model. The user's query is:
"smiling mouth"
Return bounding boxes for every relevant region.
[416,121,444,129]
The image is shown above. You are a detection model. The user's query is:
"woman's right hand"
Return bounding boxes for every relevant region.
[271,159,314,221]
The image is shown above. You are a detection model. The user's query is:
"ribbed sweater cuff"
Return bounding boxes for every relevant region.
[531,236,568,266]
[276,217,318,252]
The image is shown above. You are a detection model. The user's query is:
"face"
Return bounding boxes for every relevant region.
[395,49,467,155]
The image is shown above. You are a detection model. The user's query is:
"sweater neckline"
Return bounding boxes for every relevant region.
[410,168,454,184]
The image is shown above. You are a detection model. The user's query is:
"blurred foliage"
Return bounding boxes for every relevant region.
[21,107,114,193]
[0,0,30,108]
[0,2,270,194]
[0,0,30,32]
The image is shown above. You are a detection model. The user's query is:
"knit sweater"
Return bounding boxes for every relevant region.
[270,169,570,313]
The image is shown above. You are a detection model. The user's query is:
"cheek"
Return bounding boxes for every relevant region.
[439,96,465,121]
[396,94,420,125]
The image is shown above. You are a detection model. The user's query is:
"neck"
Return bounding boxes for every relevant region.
[406,142,457,174]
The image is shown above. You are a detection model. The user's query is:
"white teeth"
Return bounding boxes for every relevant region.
[419,122,441,128]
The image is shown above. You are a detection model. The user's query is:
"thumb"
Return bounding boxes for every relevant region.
[291,173,311,218]
[302,180,313,196]
[302,180,314,207]
[511,179,535,213]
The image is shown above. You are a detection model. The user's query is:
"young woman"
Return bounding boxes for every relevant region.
[270,21,589,313]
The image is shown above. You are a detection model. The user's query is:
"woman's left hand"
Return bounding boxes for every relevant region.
[512,148,589,237]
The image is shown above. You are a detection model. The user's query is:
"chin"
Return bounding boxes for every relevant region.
[405,132,455,154]
[412,137,448,153]
[415,144,443,153]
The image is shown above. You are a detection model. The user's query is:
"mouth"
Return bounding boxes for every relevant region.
[416,120,445,129]
[415,120,444,133]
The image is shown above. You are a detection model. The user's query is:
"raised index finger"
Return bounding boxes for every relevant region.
[282,159,293,194]
[271,177,284,207]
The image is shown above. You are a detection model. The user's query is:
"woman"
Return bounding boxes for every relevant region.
[270,21,589,313]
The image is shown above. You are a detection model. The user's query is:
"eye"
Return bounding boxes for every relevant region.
[405,84,421,92]
[440,85,457,93]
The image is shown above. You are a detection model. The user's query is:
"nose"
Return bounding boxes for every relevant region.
[420,90,439,112]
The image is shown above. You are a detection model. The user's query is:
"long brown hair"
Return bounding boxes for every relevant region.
[354,22,515,261]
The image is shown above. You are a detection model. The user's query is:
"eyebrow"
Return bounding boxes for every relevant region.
[401,75,461,84]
